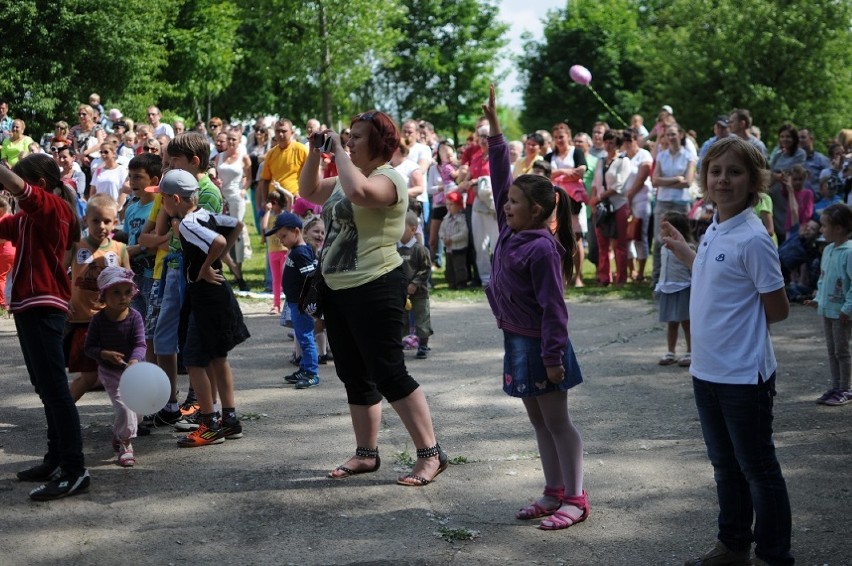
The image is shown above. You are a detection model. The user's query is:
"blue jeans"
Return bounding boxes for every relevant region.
[288,303,318,374]
[15,308,85,474]
[692,375,794,565]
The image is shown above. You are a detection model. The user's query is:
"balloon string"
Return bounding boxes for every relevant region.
[587,86,629,128]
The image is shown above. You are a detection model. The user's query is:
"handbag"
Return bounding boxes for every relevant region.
[595,199,617,239]
[298,268,326,319]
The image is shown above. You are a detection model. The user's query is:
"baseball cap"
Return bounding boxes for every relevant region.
[265,211,303,237]
[446,191,463,205]
[661,105,673,114]
[716,115,729,127]
[145,169,198,197]
[97,266,138,300]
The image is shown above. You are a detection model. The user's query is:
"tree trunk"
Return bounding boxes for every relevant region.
[318,2,333,126]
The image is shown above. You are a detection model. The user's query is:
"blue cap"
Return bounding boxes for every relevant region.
[265,211,302,236]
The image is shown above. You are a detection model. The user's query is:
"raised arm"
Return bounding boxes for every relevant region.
[483,85,511,227]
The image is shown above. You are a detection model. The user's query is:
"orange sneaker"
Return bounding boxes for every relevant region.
[176,422,225,448]
[179,400,200,418]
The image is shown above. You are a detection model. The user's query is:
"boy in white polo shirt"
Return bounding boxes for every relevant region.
[661,137,793,566]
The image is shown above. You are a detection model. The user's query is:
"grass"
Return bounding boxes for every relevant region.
[240,211,653,302]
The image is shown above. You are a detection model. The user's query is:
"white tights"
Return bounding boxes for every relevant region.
[522,391,584,496]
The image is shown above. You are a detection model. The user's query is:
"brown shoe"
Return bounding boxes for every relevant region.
[684,541,751,566]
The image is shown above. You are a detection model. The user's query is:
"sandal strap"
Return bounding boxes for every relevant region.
[562,490,590,510]
[399,473,429,486]
[416,443,441,459]
[543,486,565,498]
[355,446,379,458]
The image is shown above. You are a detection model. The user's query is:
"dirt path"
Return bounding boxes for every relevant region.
[0,296,848,565]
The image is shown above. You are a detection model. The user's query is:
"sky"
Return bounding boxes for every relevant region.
[496,0,567,108]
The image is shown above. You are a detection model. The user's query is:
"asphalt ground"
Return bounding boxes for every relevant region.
[0,296,849,565]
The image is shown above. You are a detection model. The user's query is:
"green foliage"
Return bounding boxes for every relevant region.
[518,0,852,148]
[377,0,509,144]
[640,0,852,148]
[518,0,646,134]
[0,0,177,133]
[161,0,241,122]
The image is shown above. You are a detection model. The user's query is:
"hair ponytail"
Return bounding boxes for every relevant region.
[552,186,576,281]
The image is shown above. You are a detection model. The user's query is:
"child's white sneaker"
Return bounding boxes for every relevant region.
[118,444,136,467]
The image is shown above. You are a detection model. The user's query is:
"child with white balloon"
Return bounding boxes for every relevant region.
[84,266,147,467]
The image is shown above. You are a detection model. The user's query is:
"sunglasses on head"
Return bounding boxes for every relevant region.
[50,146,68,153]
[356,112,375,122]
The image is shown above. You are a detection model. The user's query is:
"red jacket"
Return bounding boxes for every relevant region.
[0,183,72,313]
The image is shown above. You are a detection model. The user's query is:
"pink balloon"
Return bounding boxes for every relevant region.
[569,65,592,86]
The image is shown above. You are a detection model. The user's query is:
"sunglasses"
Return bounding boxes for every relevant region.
[143,146,158,152]
[356,112,375,122]
[100,150,112,155]
[50,146,68,153]
[209,123,222,128]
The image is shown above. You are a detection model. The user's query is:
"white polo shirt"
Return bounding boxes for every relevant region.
[690,208,784,384]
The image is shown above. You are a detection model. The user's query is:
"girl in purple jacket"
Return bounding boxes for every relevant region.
[482,86,588,531]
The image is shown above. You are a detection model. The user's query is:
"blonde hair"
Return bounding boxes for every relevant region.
[86,193,119,215]
[700,137,770,208]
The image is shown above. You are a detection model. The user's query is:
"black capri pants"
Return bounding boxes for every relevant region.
[321,266,420,405]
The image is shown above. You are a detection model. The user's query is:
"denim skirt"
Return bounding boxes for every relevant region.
[502,331,583,398]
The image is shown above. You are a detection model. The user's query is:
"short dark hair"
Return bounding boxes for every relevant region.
[166,132,210,171]
[349,110,399,162]
[128,153,163,179]
[820,203,852,233]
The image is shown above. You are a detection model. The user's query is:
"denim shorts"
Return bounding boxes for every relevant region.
[502,331,583,398]
[153,267,183,355]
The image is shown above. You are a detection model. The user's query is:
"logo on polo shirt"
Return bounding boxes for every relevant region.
[715,254,726,261]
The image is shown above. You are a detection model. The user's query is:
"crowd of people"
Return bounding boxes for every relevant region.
[1,87,851,565]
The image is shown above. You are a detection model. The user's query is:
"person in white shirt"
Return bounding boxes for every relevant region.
[661,136,793,566]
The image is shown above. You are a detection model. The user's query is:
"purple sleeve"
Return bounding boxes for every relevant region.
[530,247,569,366]
[487,134,512,228]
[130,309,146,362]
[84,314,103,362]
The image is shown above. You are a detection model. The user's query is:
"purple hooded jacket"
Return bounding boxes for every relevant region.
[484,133,569,367]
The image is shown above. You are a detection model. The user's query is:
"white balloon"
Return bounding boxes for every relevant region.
[119,362,170,415]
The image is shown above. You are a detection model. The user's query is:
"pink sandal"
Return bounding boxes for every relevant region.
[539,490,590,530]
[516,486,564,520]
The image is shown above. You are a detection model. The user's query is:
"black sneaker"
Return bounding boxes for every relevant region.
[174,411,203,432]
[318,354,329,365]
[284,368,309,384]
[17,462,62,482]
[153,408,182,426]
[289,353,301,366]
[416,346,429,359]
[295,373,320,389]
[220,420,244,440]
[29,469,90,501]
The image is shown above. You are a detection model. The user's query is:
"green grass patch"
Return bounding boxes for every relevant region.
[241,210,652,302]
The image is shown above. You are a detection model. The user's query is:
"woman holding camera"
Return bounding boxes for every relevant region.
[298,111,448,487]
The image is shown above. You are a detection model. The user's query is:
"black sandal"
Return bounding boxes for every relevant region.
[327,447,380,478]
[397,444,449,487]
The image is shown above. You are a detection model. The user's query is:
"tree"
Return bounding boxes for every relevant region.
[0,0,177,135]
[161,0,242,123]
[639,0,852,149]
[221,0,401,128]
[517,0,646,134]
[377,0,509,144]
